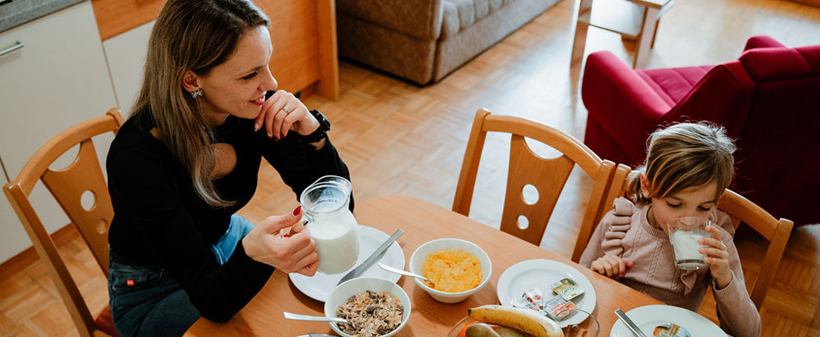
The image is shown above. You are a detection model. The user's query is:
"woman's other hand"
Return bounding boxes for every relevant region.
[254,90,319,141]
[242,207,318,276]
[700,225,732,288]
[590,255,633,279]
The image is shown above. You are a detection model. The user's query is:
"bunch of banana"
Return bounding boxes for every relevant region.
[468,305,563,337]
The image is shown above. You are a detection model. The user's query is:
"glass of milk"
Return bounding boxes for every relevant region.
[667,217,711,270]
[300,175,359,274]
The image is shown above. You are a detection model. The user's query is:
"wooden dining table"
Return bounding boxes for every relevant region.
[184,196,663,336]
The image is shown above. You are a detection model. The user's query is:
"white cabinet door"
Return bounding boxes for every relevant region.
[104,20,154,116]
[0,2,118,263]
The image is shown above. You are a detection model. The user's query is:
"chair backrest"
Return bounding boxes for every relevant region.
[601,168,793,310]
[716,189,793,309]
[453,109,617,262]
[3,109,124,337]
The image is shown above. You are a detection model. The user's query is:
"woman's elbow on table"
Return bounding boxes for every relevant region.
[199,307,239,323]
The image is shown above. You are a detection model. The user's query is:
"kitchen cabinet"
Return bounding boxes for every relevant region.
[0,1,118,262]
[103,20,153,115]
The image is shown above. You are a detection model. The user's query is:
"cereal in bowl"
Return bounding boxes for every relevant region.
[422,249,482,292]
[336,290,404,337]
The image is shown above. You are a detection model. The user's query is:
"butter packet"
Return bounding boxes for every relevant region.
[550,277,584,301]
[653,323,692,337]
[544,295,577,321]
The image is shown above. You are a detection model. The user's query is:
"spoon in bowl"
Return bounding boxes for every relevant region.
[283,312,349,324]
[378,263,435,288]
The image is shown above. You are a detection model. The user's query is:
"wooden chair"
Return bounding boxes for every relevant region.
[3,109,125,337]
[602,168,793,309]
[453,109,618,262]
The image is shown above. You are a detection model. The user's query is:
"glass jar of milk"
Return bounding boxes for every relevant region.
[300,175,359,274]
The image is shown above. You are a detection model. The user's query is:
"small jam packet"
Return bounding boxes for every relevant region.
[510,288,547,315]
[522,288,546,311]
[544,295,577,321]
[550,277,584,301]
[653,323,692,337]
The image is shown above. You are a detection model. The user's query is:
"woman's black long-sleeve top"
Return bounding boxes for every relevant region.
[106,110,351,321]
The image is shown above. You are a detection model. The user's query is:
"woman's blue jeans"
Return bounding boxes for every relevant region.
[108,214,255,337]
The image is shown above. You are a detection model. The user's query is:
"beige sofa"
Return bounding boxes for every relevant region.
[337,0,563,85]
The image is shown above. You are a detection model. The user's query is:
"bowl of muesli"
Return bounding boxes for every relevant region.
[324,277,411,337]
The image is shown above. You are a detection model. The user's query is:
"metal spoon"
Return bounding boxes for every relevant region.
[283,312,349,324]
[378,263,435,287]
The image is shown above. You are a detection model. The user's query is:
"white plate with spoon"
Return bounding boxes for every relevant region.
[289,225,404,302]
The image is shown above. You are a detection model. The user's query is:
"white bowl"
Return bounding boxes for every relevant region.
[324,277,411,337]
[409,238,492,303]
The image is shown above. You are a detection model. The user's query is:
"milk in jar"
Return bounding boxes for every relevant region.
[300,175,360,274]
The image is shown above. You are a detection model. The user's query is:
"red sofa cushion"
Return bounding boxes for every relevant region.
[582,36,820,225]
[636,66,714,106]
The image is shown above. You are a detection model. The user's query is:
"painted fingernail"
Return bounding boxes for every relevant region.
[267,132,273,139]
[254,123,261,132]
[293,206,301,216]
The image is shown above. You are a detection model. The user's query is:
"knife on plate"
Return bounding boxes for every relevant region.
[615,309,648,337]
[337,229,404,285]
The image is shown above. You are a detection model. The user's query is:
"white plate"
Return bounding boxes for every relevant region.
[610,305,726,337]
[289,225,405,302]
[497,259,597,327]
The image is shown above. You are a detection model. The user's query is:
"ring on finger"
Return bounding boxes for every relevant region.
[283,106,291,114]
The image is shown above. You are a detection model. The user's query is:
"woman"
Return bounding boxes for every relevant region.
[105,0,351,336]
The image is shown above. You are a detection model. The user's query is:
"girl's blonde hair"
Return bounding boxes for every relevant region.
[627,122,736,204]
[132,0,269,207]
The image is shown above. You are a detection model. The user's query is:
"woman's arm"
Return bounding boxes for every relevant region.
[108,144,273,322]
[261,128,353,209]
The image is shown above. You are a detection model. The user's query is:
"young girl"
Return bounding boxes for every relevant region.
[580,122,761,336]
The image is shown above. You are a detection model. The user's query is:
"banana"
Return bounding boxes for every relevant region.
[468,305,563,337]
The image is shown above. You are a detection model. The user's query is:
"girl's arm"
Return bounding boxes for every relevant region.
[579,210,609,267]
[580,197,635,267]
[710,215,762,337]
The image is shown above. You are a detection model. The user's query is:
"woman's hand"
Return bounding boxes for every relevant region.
[700,225,732,288]
[241,207,318,276]
[253,90,320,141]
[590,255,633,279]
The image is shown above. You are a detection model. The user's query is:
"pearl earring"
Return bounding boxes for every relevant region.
[191,88,204,99]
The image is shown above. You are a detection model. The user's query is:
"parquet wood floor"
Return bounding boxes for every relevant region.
[2,0,819,336]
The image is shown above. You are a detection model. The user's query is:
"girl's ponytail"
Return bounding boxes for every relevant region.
[626,169,648,204]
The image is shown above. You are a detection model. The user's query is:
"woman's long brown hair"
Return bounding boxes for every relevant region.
[132,0,270,207]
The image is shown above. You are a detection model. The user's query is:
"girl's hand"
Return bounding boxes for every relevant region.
[700,225,732,288]
[590,255,633,279]
[254,90,320,141]
[242,207,318,276]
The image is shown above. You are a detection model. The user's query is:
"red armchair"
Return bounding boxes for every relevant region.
[582,36,820,226]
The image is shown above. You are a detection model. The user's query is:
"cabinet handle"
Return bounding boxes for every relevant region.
[0,41,24,57]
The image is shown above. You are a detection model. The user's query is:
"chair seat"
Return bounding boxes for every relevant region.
[635,65,715,106]
[94,304,121,337]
